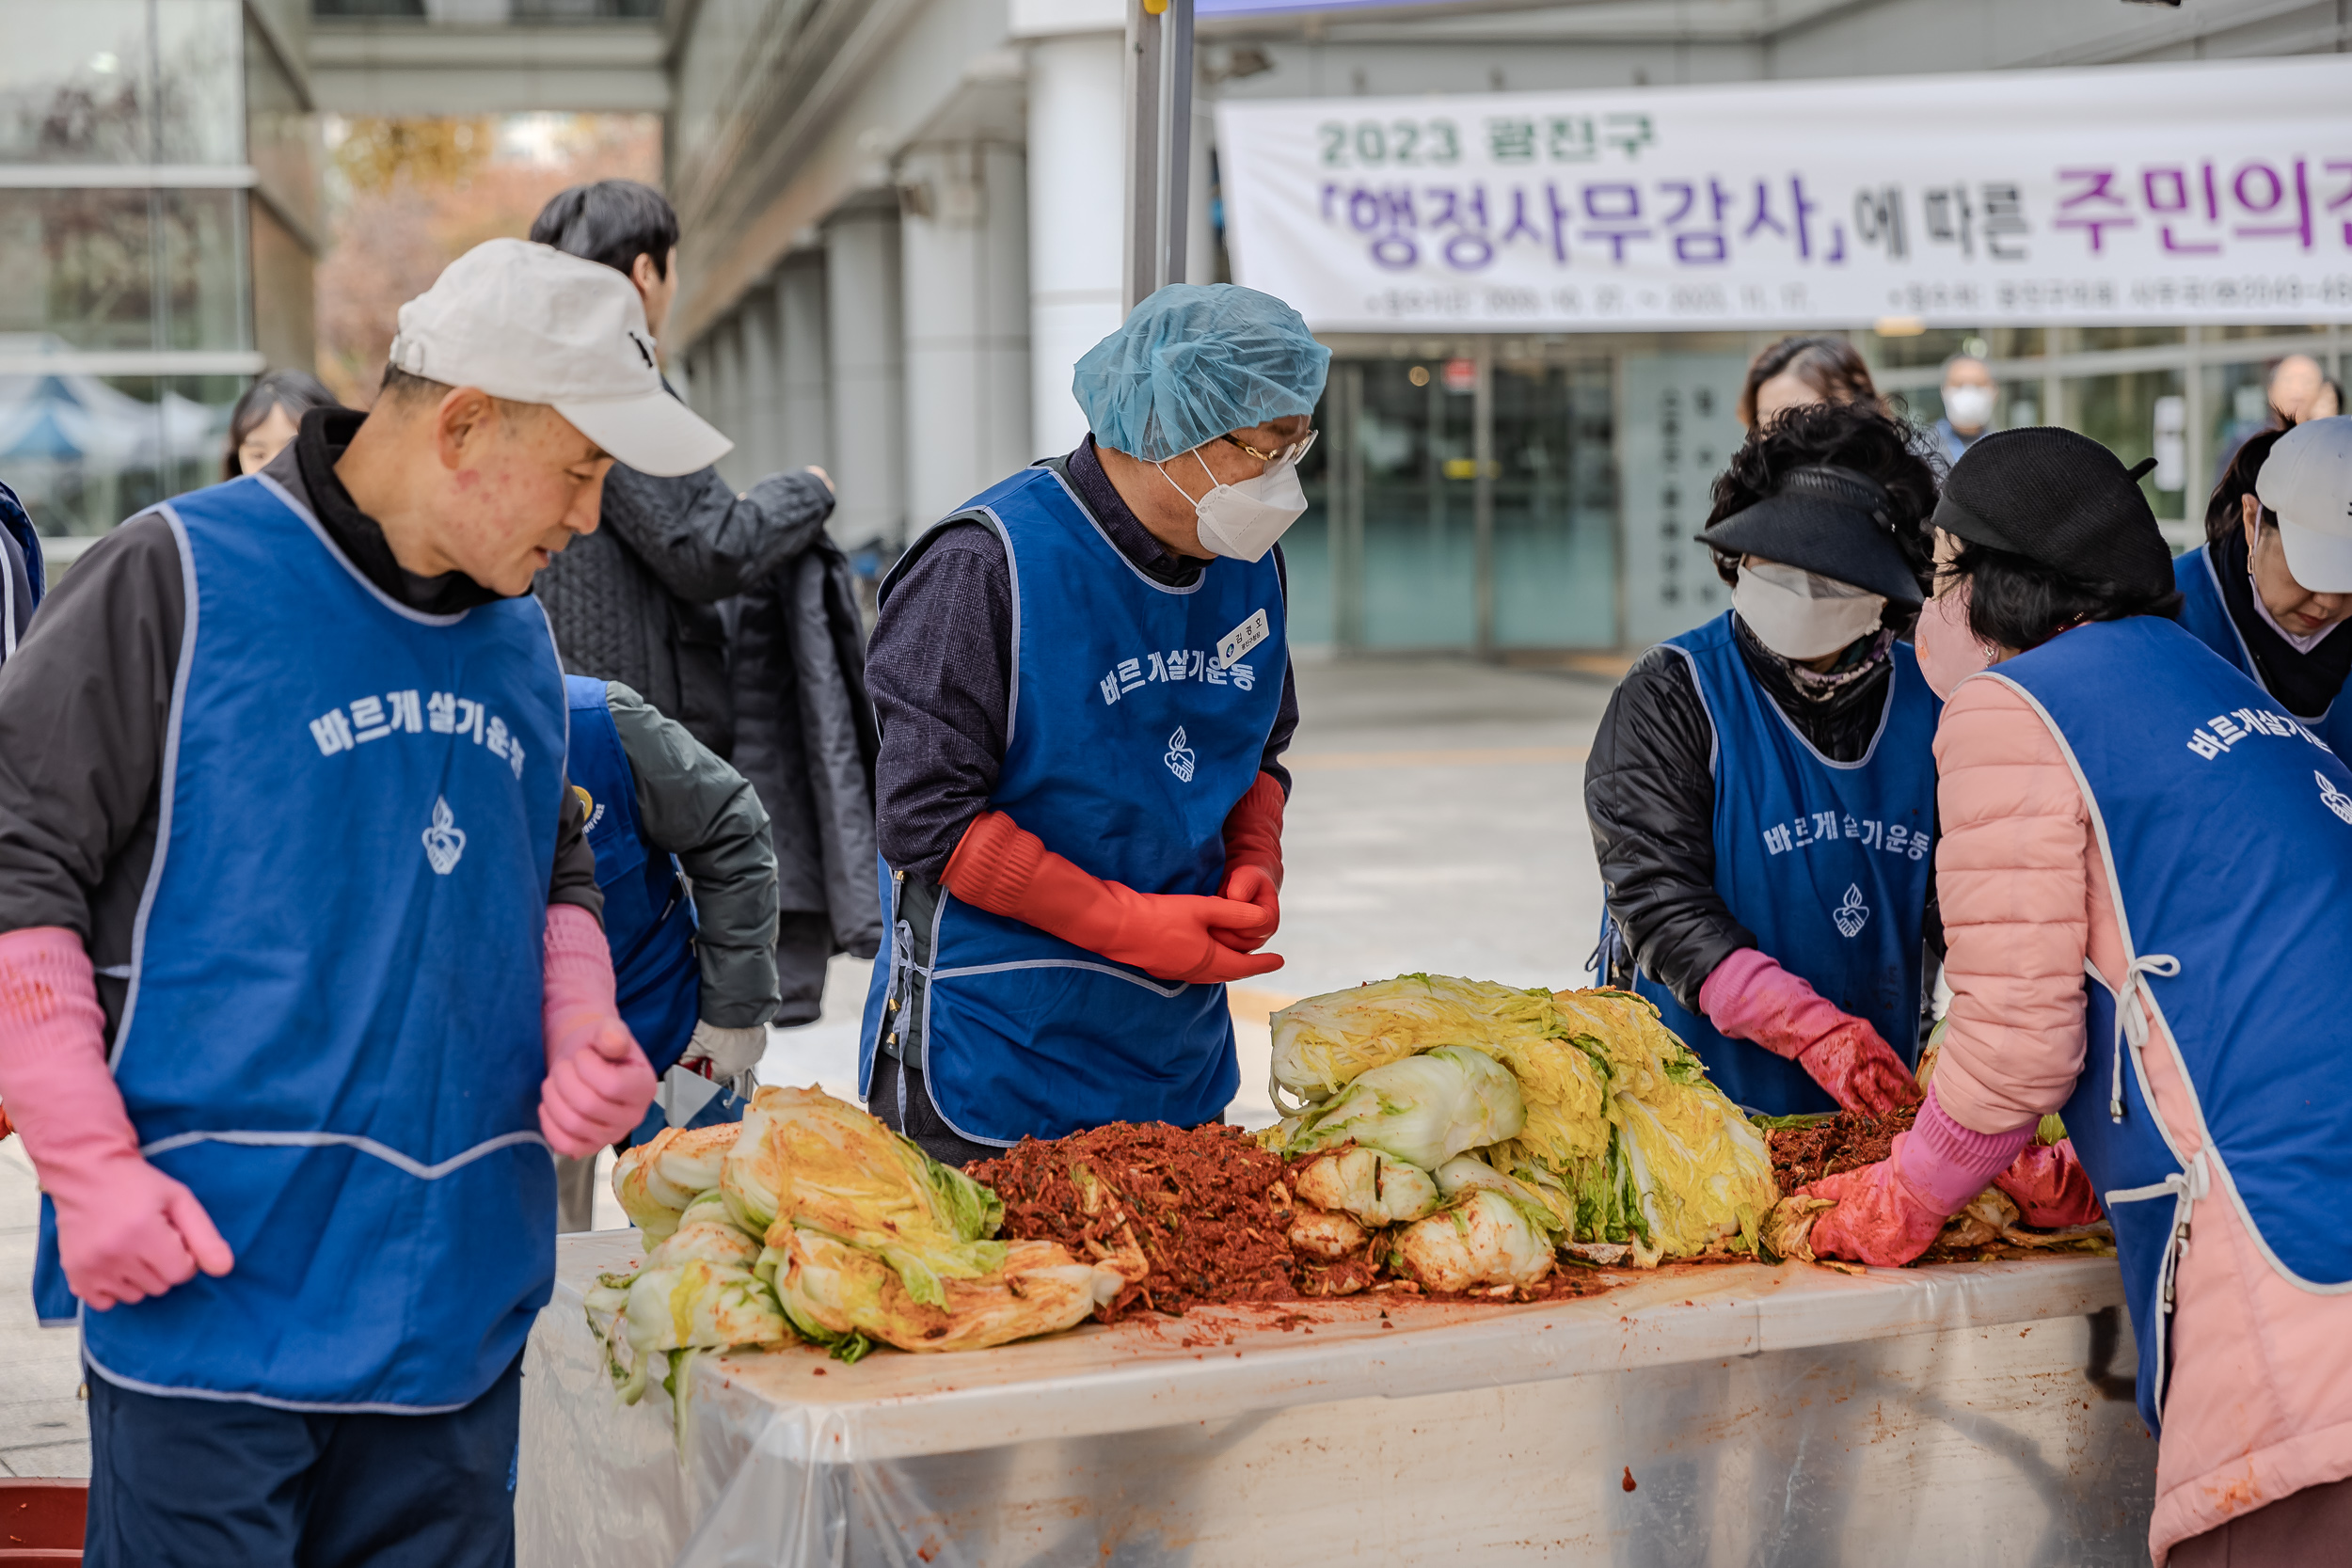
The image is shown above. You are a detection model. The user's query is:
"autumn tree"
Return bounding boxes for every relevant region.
[314,114,660,406]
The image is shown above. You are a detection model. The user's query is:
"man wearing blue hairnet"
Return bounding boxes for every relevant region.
[859,283,1330,1164]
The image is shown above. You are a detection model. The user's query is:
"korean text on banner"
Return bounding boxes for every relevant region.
[1214,56,2352,333]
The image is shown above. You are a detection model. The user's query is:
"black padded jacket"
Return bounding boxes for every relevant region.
[535,457,835,759]
[1584,614,1942,1016]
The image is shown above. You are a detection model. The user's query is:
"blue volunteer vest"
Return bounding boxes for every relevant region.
[42,475,568,1411]
[2173,543,2352,754]
[1992,616,2352,1436]
[858,464,1285,1146]
[1606,614,1941,1115]
[564,675,701,1076]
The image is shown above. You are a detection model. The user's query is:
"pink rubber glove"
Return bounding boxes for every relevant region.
[1699,947,1923,1114]
[1992,1138,2105,1228]
[539,905,657,1159]
[1801,1085,2032,1267]
[0,927,234,1309]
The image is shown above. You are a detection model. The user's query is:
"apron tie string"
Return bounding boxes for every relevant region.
[2104,1147,2211,1421]
[2100,953,2181,1122]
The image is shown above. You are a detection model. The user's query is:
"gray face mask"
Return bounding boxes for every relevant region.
[1731,560,1887,660]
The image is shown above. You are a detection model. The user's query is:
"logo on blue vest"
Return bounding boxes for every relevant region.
[1164,726,1197,783]
[422,796,467,875]
[2322,771,2352,825]
[1833,883,1869,939]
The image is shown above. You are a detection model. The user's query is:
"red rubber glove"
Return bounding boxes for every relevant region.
[540,905,658,1159]
[0,1101,12,1142]
[1801,1087,2033,1266]
[1993,1138,2105,1229]
[1216,772,1285,952]
[0,927,234,1309]
[1699,947,1922,1114]
[946,810,1283,985]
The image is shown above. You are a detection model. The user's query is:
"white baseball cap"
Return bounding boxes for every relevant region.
[385,238,730,478]
[2258,416,2352,593]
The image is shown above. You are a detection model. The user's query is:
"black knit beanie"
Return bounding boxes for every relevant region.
[1931,427,2172,595]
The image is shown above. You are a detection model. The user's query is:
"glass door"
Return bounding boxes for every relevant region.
[1491,353,1617,648]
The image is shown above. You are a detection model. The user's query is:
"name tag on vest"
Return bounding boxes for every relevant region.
[1218,609,1271,670]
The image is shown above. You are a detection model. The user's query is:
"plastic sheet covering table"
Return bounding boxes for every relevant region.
[517,1230,2153,1567]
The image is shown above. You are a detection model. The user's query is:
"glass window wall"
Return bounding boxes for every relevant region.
[2063,367,2188,522]
[0,0,241,166]
[0,1,276,542]
[0,188,246,353]
[1295,322,2347,655]
[1491,354,1615,649]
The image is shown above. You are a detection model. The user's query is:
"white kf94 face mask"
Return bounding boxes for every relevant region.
[1731,559,1888,660]
[1157,432,1317,562]
[1942,383,1996,431]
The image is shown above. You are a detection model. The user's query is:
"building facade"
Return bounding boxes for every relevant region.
[661,0,2352,655]
[0,0,320,541]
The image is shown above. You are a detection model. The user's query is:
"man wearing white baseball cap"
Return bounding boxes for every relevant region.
[0,237,717,1564]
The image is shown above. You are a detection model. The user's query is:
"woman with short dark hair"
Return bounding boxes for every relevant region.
[220,371,340,482]
[2173,420,2352,749]
[1587,400,1940,1116]
[1797,425,2352,1567]
[1737,334,1883,429]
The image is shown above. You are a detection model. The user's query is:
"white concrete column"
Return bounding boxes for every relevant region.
[710,314,749,491]
[1025,33,1125,458]
[775,251,832,475]
[737,279,782,479]
[824,200,907,548]
[900,140,1033,530]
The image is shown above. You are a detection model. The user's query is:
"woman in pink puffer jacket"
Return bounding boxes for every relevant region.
[1795,427,2352,1566]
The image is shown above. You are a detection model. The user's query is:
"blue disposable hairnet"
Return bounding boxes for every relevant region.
[1073,284,1331,462]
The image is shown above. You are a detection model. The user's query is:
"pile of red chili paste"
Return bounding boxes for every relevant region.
[1765,1104,1915,1193]
[971,1123,1637,1321]
[969,1122,1298,1323]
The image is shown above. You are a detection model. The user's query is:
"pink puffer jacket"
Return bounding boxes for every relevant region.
[1934,671,2352,1565]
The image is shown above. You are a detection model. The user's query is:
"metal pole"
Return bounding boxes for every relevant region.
[1159,0,1193,291]
[1122,0,1194,312]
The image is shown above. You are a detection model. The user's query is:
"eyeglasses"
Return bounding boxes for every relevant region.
[1222,428,1318,467]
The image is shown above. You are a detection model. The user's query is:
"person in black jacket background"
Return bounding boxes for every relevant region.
[531,180,882,1022]
[1587,401,1944,1116]
[529,180,837,759]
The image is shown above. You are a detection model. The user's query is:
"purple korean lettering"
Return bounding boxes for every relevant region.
[2326,160,2352,245]
[2054,167,2136,254]
[1343,184,1420,269]
[2141,164,2221,255]
[1425,184,1493,270]
[1497,186,1547,261]
[1579,182,1650,262]
[1660,178,1733,264]
[1745,177,1822,261]
[2231,158,2312,249]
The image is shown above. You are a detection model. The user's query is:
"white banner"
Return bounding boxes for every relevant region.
[1216,57,2352,333]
